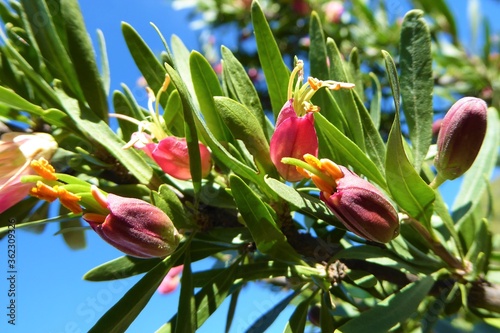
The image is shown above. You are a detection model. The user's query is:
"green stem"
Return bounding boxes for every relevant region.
[429,172,447,189]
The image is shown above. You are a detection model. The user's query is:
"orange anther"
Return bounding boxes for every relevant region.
[29,181,58,202]
[31,158,57,180]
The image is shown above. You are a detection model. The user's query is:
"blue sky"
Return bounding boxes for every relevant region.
[1,1,500,332]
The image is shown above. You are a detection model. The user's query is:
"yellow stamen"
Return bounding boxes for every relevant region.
[296,166,311,179]
[319,158,344,180]
[311,174,334,194]
[29,181,59,202]
[161,74,171,92]
[58,188,83,214]
[307,77,322,91]
[91,185,108,210]
[31,158,57,181]
[303,154,322,170]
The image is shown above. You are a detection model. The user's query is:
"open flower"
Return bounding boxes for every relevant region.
[83,186,181,258]
[434,97,488,181]
[269,60,354,181]
[291,154,399,243]
[0,132,57,213]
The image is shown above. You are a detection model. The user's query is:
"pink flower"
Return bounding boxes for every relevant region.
[324,1,344,24]
[158,265,184,294]
[0,132,57,213]
[149,137,212,181]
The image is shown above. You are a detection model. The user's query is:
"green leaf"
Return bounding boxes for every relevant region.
[348,48,364,99]
[158,257,242,332]
[59,219,86,250]
[384,52,435,227]
[315,112,386,189]
[164,89,185,137]
[214,96,274,175]
[230,175,302,264]
[452,108,500,222]
[88,241,188,333]
[251,0,289,119]
[54,84,164,189]
[165,62,261,186]
[381,51,400,111]
[399,10,433,171]
[61,0,109,121]
[175,248,195,333]
[221,46,267,138]
[284,291,317,333]
[190,51,231,142]
[309,11,329,80]
[122,22,165,92]
[353,90,386,175]
[225,285,241,333]
[83,256,162,281]
[320,291,336,333]
[0,86,72,129]
[246,289,301,333]
[97,29,110,95]
[326,37,365,150]
[112,90,139,139]
[163,62,203,193]
[369,73,382,130]
[264,177,343,229]
[152,184,189,230]
[83,240,230,282]
[337,276,434,333]
[20,0,82,99]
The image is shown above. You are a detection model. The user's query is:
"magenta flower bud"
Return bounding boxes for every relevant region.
[298,154,399,243]
[434,97,488,180]
[83,187,181,258]
[150,137,212,181]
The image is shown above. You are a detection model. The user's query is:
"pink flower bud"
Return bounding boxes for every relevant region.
[270,60,354,182]
[298,155,399,243]
[270,100,318,181]
[434,97,488,180]
[0,132,57,213]
[83,188,181,258]
[150,137,212,180]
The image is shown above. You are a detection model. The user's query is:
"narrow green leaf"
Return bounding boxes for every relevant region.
[88,242,188,333]
[369,72,382,130]
[190,51,231,142]
[97,29,110,95]
[112,91,139,139]
[251,0,289,119]
[164,89,185,137]
[221,45,267,139]
[284,292,316,333]
[246,289,301,333]
[20,0,82,98]
[309,11,329,80]
[158,257,242,332]
[353,90,386,175]
[214,96,274,175]
[225,285,242,333]
[59,219,86,250]
[452,108,500,222]
[171,35,197,106]
[164,62,202,193]
[399,10,433,171]
[152,184,189,230]
[326,37,365,150]
[175,249,195,333]
[385,103,435,227]
[337,276,434,333]
[83,256,162,281]
[54,84,163,189]
[165,62,262,186]
[230,175,302,264]
[320,291,335,333]
[122,22,165,91]
[315,112,386,189]
[349,47,364,99]
[381,50,400,112]
[61,0,108,121]
[264,177,343,229]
